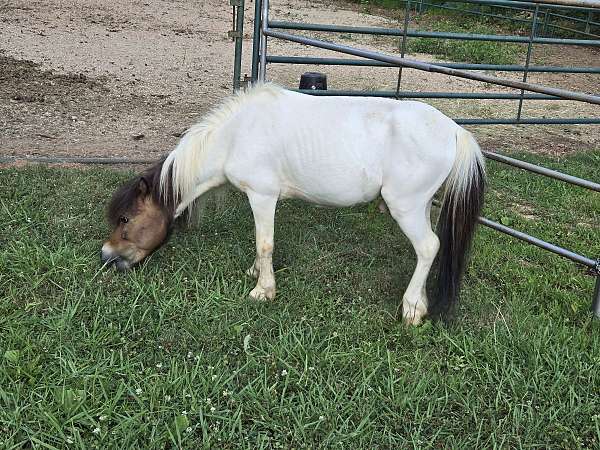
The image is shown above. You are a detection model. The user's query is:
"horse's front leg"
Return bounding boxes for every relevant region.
[246,259,260,279]
[246,191,277,300]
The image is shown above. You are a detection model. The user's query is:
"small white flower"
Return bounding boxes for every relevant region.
[66,438,74,444]
[93,427,101,434]
[319,415,325,421]
[135,388,142,395]
[206,398,212,404]
[158,345,163,349]
[165,395,172,402]
[281,369,288,376]
[186,426,192,433]
[211,374,218,381]
[156,363,162,369]
[222,389,230,397]
[99,415,107,422]
[309,366,315,371]
[182,410,187,415]
[210,406,216,412]
[187,351,193,358]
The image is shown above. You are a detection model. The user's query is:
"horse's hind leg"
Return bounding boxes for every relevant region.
[382,194,439,325]
[246,191,278,300]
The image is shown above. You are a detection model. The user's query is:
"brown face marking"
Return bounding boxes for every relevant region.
[102,160,175,270]
[104,197,169,268]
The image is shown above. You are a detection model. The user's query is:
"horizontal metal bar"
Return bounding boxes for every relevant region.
[269,20,600,46]
[435,0,600,12]
[265,28,600,104]
[297,88,563,100]
[422,2,600,38]
[483,151,600,191]
[526,0,600,9]
[456,118,600,124]
[432,199,598,268]
[269,55,600,73]
[541,19,600,37]
[0,156,155,165]
[421,2,534,25]
[548,10,600,26]
[478,216,598,267]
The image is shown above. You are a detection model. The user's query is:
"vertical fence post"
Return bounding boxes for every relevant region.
[231,0,245,91]
[251,0,262,83]
[542,9,550,37]
[395,0,411,99]
[258,0,269,82]
[585,11,592,34]
[517,5,539,123]
[593,275,600,319]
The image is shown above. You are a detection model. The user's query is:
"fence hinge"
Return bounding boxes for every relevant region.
[228,30,242,39]
[230,0,243,6]
[240,74,251,90]
[587,258,600,277]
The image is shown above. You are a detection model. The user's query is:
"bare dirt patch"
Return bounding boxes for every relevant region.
[0,0,598,161]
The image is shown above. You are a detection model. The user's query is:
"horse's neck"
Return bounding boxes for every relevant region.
[172,133,228,217]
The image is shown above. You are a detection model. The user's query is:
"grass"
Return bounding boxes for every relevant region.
[0,149,599,448]
[340,1,525,64]
[406,19,521,64]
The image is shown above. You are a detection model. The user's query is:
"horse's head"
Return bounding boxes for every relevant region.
[102,162,174,270]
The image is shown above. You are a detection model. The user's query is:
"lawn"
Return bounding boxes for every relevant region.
[0,149,599,448]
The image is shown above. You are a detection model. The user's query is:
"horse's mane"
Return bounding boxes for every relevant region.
[159,83,284,210]
[106,157,175,227]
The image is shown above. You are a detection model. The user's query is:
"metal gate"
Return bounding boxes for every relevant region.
[233,0,600,316]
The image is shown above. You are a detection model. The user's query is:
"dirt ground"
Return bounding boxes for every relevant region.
[0,0,598,162]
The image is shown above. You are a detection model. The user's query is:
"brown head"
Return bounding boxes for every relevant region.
[101,160,175,270]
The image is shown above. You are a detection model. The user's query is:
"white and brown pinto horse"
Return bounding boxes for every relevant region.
[102,84,485,325]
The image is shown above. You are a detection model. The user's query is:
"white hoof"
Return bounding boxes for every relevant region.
[249,285,275,301]
[377,200,389,214]
[402,304,427,326]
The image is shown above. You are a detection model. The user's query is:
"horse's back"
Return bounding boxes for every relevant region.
[224,86,459,206]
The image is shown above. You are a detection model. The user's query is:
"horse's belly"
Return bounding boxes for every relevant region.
[280,165,382,206]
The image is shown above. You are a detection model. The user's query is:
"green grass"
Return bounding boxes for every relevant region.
[1,150,599,448]
[406,20,521,64]
[342,1,524,64]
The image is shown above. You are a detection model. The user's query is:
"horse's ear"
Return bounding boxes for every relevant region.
[137,177,150,196]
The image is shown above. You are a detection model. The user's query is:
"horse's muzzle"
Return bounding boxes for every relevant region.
[101,247,131,271]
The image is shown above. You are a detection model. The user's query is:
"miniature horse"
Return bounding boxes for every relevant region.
[102,84,485,325]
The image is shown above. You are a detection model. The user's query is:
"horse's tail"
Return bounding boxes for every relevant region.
[432,127,486,318]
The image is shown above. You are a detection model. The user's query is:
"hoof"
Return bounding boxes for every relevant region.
[249,285,275,301]
[402,306,427,326]
[377,200,389,214]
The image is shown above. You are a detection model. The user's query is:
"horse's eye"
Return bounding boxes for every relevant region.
[119,216,129,224]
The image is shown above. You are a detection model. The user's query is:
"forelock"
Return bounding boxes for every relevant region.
[106,157,175,228]
[107,178,141,227]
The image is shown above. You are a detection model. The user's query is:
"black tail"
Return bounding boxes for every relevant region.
[431,129,486,319]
